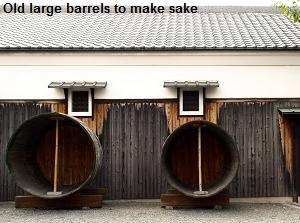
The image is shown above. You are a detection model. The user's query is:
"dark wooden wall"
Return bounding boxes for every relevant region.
[1,100,300,200]
[217,100,300,197]
[91,103,169,199]
[0,103,51,201]
[292,117,300,198]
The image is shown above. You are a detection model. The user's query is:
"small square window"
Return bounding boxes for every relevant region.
[182,91,199,111]
[72,91,89,112]
[68,89,92,116]
[179,88,203,116]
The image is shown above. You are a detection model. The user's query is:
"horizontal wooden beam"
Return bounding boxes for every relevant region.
[161,190,229,208]
[15,194,103,209]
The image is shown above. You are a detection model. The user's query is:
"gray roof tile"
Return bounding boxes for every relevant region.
[0,6,299,50]
[48,81,107,88]
[164,80,219,88]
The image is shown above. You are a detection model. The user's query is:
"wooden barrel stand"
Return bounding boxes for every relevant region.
[161,188,229,209]
[15,188,107,209]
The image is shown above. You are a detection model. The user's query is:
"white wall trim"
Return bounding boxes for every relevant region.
[0,53,299,100]
[0,53,300,66]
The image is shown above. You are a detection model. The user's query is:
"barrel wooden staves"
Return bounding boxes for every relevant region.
[161,120,239,199]
[6,112,103,199]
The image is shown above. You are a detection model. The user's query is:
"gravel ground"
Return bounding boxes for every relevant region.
[1,200,300,223]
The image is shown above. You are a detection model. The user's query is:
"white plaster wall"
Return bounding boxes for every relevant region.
[0,52,299,100]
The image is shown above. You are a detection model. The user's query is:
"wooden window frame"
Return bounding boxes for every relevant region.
[67,88,92,117]
[179,88,204,116]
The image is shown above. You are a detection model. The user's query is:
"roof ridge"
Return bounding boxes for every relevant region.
[0,5,280,14]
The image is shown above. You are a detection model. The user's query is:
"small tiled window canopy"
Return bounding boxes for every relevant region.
[48,81,107,117]
[164,81,219,116]
[278,108,300,115]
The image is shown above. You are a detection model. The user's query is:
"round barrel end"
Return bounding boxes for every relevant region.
[6,112,103,199]
[161,120,239,198]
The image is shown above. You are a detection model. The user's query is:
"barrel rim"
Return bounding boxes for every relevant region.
[161,120,239,198]
[6,112,103,199]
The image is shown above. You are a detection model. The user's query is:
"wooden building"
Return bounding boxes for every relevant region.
[0,6,300,202]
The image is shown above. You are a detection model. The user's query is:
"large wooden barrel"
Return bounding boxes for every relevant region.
[6,112,102,199]
[161,120,239,198]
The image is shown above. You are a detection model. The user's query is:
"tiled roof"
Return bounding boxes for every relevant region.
[0,6,299,50]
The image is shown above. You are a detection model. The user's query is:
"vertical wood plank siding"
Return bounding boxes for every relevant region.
[1,100,300,200]
[92,103,169,199]
[217,101,300,197]
[0,103,51,201]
